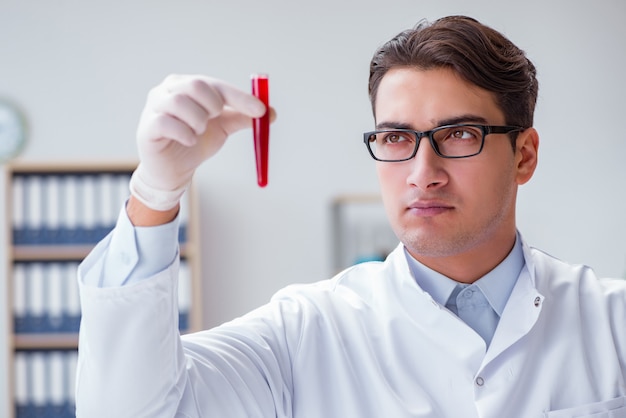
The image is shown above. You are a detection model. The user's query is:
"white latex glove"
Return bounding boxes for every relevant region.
[130,74,268,211]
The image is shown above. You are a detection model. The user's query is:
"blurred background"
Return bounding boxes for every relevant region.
[1,0,625,414]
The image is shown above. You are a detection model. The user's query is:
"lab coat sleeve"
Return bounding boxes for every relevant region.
[76,225,297,417]
[76,258,187,417]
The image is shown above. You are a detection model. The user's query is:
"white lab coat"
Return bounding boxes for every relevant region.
[76,236,626,418]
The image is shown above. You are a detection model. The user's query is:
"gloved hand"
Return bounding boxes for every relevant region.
[130,74,269,211]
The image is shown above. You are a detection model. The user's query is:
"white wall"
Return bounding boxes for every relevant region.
[1,0,625,414]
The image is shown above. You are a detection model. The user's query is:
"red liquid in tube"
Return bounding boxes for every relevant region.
[251,74,270,187]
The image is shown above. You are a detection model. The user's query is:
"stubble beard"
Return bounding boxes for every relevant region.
[394,187,516,260]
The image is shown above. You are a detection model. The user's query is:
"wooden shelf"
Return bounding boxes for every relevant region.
[13,334,79,350]
[12,245,95,261]
[6,159,139,174]
[12,243,191,261]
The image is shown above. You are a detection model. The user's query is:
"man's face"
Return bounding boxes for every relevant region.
[374,67,536,280]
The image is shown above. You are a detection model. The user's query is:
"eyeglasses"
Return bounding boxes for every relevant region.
[363,124,523,162]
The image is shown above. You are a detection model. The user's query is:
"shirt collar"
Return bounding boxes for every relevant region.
[404,233,525,317]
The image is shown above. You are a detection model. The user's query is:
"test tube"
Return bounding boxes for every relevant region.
[251,74,270,187]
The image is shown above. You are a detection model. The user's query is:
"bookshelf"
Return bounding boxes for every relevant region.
[4,161,203,418]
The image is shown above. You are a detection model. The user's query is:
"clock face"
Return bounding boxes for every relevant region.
[0,100,26,161]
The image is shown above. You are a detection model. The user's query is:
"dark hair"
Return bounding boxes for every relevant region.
[368,16,538,129]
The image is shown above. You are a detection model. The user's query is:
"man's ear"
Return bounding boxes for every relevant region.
[515,127,539,185]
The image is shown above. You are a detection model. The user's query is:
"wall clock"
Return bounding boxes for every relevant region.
[0,99,27,161]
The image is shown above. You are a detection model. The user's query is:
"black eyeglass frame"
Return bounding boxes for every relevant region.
[363,124,524,162]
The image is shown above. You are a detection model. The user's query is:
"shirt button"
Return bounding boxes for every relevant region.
[475,376,485,387]
[534,296,541,307]
[464,289,474,298]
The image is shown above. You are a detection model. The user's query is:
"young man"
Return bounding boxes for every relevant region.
[76,16,626,417]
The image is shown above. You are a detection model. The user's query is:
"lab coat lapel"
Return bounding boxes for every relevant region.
[386,245,486,373]
[481,239,544,368]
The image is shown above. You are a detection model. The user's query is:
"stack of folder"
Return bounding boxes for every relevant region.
[12,261,81,334]
[11,172,130,245]
[12,260,192,334]
[11,172,189,245]
[14,350,78,418]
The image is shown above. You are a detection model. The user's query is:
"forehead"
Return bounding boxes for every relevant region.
[374,67,505,128]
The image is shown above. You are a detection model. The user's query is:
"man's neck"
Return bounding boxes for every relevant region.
[408,231,518,284]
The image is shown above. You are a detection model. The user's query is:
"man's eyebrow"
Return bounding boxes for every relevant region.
[375,115,491,131]
[375,121,413,130]
[436,115,490,127]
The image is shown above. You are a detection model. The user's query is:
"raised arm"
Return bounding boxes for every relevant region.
[75,74,276,417]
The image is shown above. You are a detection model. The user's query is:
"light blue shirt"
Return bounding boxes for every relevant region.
[87,203,180,288]
[404,235,525,347]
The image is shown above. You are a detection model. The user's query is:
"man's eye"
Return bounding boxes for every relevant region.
[451,129,475,139]
[383,133,409,143]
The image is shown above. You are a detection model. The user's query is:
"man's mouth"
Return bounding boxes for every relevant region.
[407,200,453,217]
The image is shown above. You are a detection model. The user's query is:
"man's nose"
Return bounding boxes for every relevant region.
[406,137,448,190]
